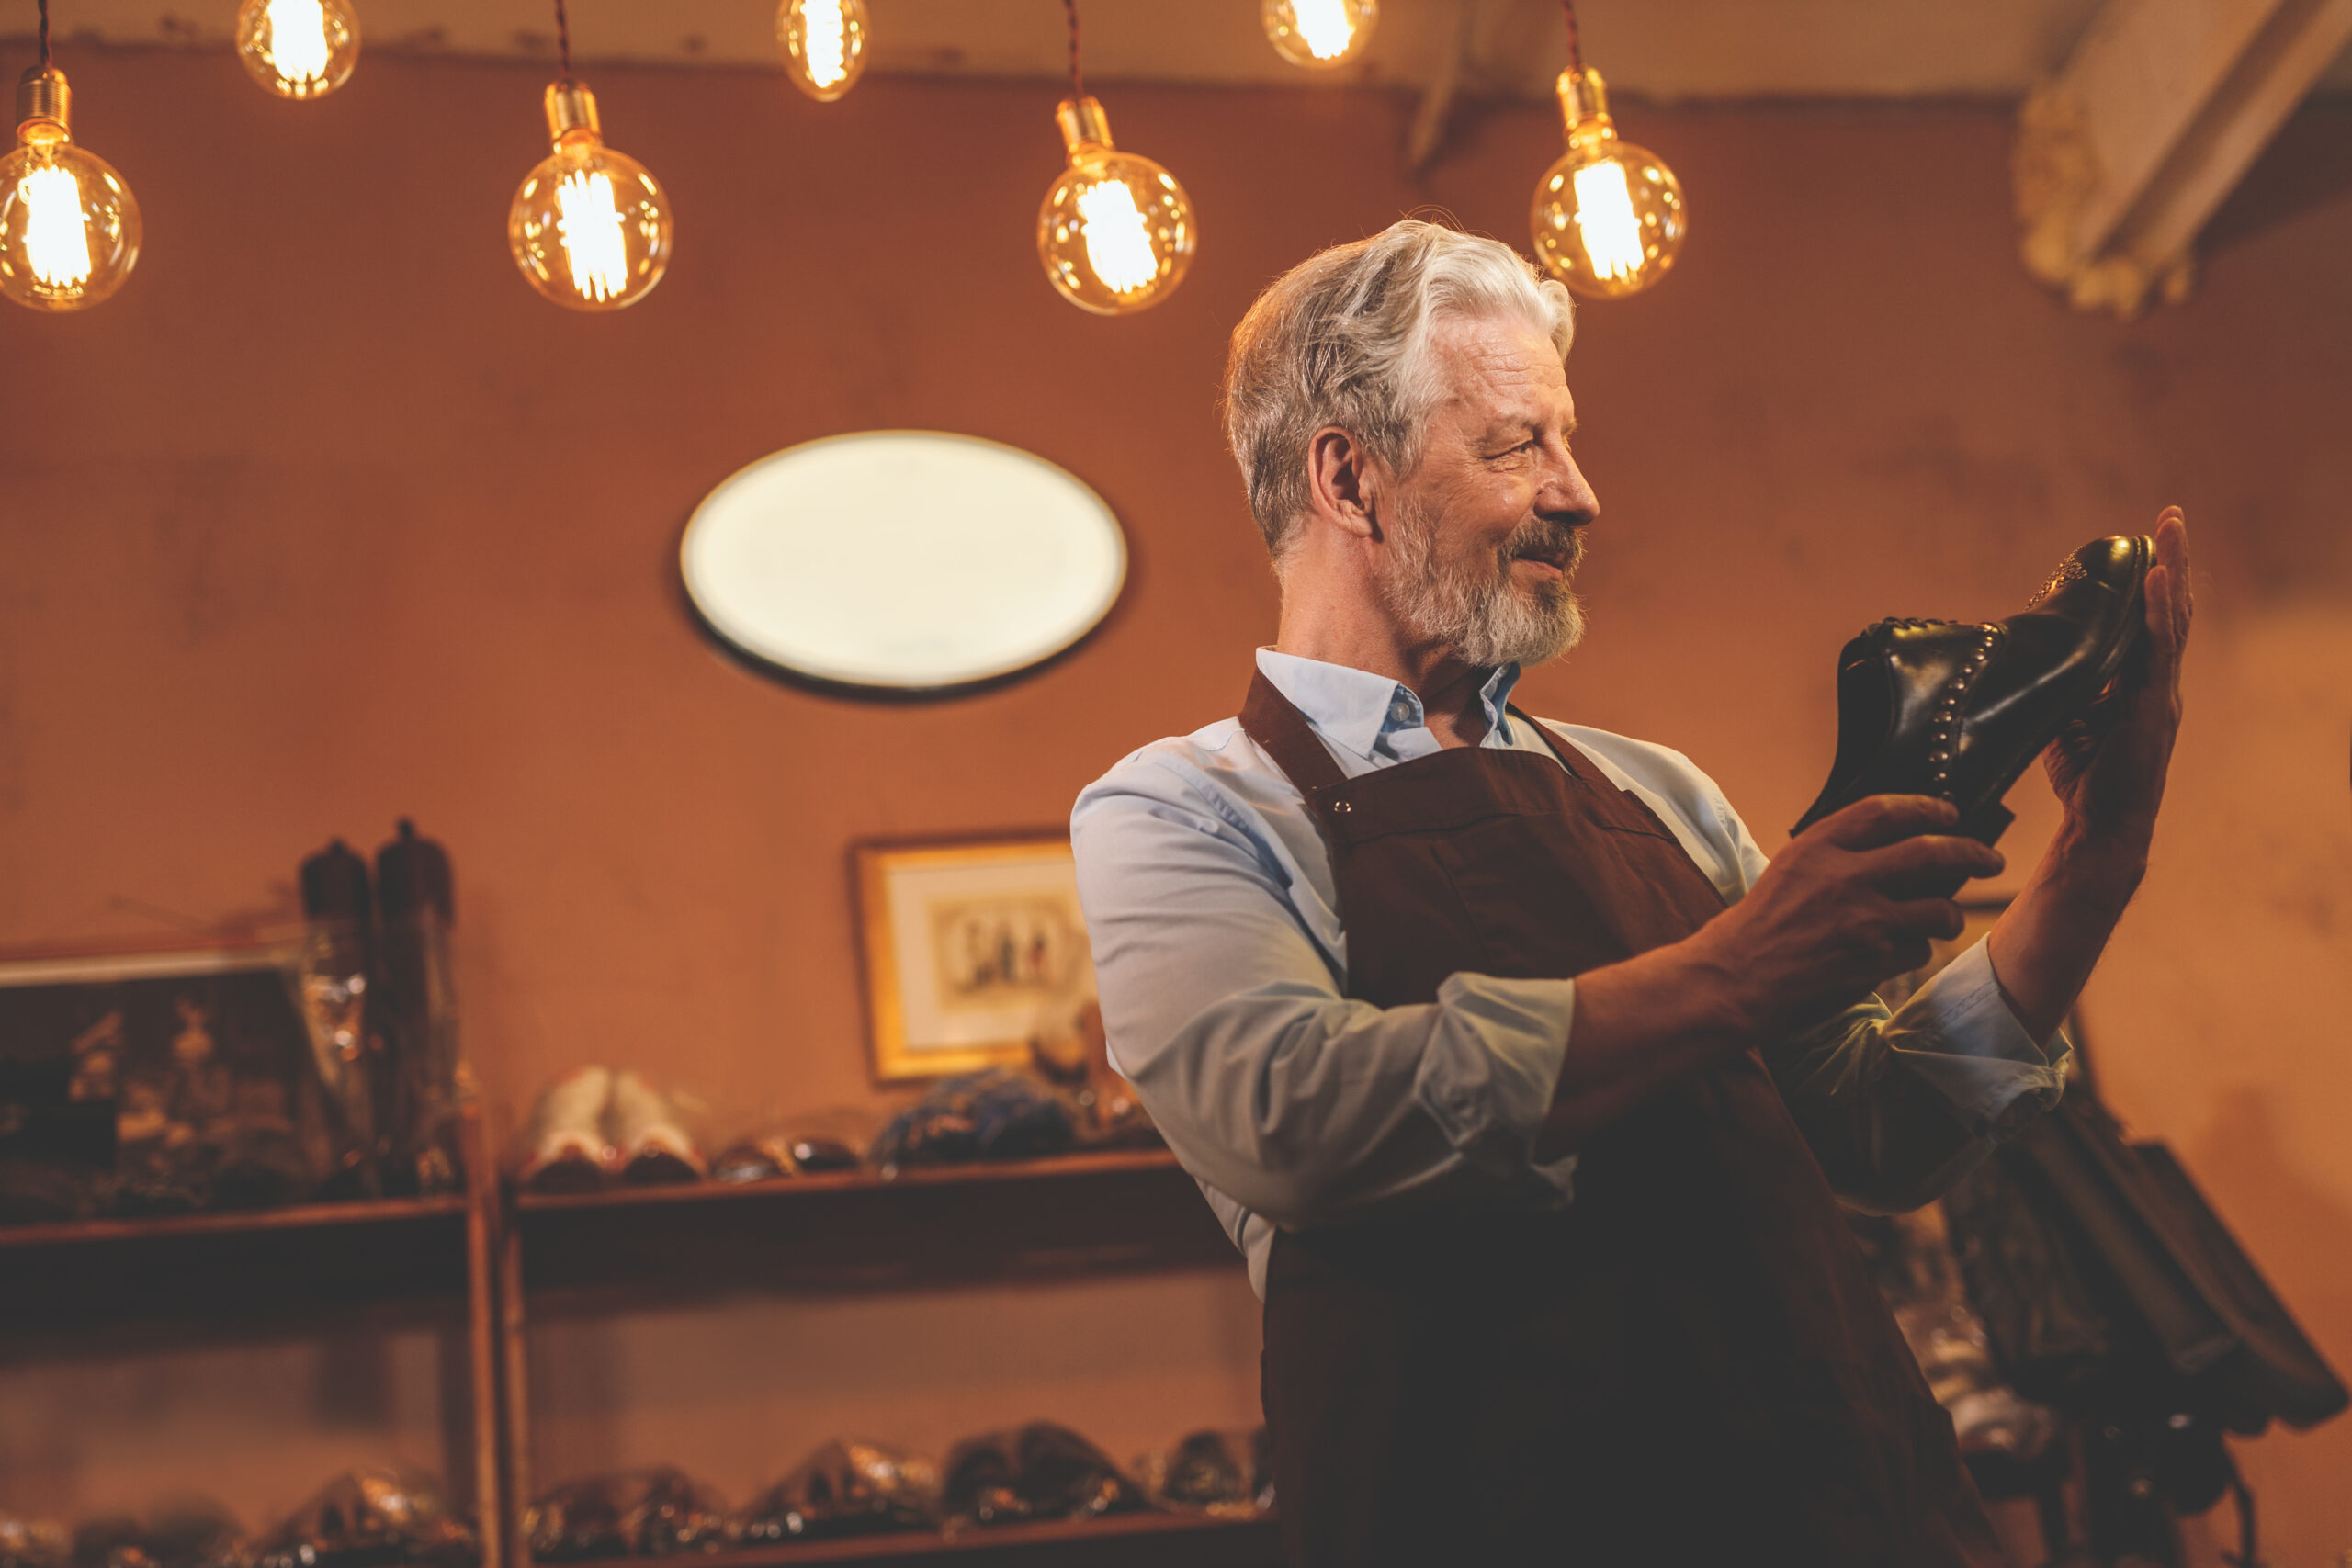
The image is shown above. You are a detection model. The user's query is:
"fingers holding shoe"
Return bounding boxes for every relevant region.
[1702,795,2003,1033]
[2044,506,2190,851]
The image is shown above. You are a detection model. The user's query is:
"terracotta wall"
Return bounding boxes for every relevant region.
[2,46,2347,1562]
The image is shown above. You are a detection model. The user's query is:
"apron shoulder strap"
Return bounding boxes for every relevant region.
[1238,667,1350,799]
[1507,705,1599,788]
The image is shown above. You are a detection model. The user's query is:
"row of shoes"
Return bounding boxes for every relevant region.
[517,1066,705,1193]
[526,1422,1269,1556]
[0,1469,474,1568]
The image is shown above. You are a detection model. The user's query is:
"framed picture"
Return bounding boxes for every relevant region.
[852,832,1098,1084]
[0,936,324,1222]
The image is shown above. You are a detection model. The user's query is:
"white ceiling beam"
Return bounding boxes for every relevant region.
[2016,0,2352,316]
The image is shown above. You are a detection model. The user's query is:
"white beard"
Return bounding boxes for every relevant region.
[1375,502,1588,669]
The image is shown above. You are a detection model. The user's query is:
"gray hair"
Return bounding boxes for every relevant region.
[1222,220,1576,567]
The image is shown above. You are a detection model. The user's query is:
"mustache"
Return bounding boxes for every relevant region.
[1501,516,1587,573]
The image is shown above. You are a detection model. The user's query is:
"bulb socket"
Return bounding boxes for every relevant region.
[544,80,602,147]
[1555,65,1617,149]
[16,65,71,146]
[1056,96,1115,156]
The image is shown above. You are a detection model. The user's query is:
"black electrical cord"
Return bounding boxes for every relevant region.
[1062,0,1082,100]
[552,0,572,82]
[37,0,51,71]
[1561,0,1583,74]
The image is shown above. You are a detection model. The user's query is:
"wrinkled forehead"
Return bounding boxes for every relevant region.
[1427,311,1574,422]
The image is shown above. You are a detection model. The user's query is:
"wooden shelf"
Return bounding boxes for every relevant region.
[572,1512,1282,1568]
[514,1149,1187,1213]
[512,1150,1238,1302]
[0,1192,468,1249]
[0,1193,473,1325]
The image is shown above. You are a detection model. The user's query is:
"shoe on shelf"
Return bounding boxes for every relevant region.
[518,1064,615,1194]
[606,1069,707,1186]
[1792,535,2153,850]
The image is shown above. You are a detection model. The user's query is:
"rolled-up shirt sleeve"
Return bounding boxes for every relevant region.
[1522,728,2070,1214]
[1765,938,2073,1213]
[1071,762,1578,1234]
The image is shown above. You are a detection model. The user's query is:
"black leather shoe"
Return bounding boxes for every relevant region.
[1792,535,2154,847]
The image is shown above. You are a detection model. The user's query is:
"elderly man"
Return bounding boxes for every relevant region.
[1070,220,2189,1567]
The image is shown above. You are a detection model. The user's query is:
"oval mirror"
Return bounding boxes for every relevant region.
[681,431,1128,694]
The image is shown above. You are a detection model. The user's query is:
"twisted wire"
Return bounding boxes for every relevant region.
[1561,0,1583,73]
[1063,0,1082,100]
[553,0,572,81]
[38,0,51,70]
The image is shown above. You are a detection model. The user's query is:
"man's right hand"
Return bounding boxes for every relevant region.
[1686,795,2005,1040]
[1538,795,2003,1159]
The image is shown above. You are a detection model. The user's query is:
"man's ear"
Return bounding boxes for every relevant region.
[1306,425,1380,541]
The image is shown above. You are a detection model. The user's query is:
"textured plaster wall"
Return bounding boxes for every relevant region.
[1,49,2346,1562]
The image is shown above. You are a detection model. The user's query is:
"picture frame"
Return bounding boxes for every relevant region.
[851,832,1098,1084]
[0,934,323,1222]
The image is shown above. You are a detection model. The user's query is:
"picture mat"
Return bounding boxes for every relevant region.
[856,837,1097,1082]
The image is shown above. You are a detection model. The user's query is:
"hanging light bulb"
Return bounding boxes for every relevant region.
[1038,96,1194,315]
[234,0,360,100]
[508,79,672,311]
[777,0,867,102]
[1261,0,1375,70]
[0,64,140,311]
[1528,6,1684,300]
[1036,4,1193,316]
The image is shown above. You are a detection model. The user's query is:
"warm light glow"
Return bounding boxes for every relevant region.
[235,0,359,98]
[778,0,867,102]
[803,0,848,88]
[1292,0,1356,60]
[1076,177,1157,294]
[20,163,92,288]
[1261,0,1375,69]
[1572,159,1645,282]
[555,167,629,303]
[264,0,333,84]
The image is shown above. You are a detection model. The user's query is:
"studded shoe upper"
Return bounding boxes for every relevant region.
[1792,536,2153,845]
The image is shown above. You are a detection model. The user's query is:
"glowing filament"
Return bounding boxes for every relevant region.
[264,0,333,84]
[555,168,629,303]
[1292,0,1356,61]
[802,1,849,89]
[1572,159,1645,282]
[20,163,92,288]
[1077,178,1157,294]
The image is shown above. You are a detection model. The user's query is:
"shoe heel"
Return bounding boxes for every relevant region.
[1957,800,2014,848]
[1915,802,2015,898]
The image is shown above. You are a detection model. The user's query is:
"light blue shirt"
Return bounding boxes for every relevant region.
[1070,649,2071,1297]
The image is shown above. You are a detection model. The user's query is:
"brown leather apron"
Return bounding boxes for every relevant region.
[1240,671,2006,1568]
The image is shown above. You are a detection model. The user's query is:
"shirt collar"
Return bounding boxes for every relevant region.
[1255,649,1523,762]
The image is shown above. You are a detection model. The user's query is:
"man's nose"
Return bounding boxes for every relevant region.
[1539,447,1600,527]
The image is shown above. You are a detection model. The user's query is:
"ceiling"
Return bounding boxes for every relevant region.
[15,0,2352,100]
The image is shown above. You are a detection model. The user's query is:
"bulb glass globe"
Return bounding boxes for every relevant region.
[1529,68,1684,300]
[236,0,361,100]
[0,70,141,312]
[777,0,868,102]
[1261,0,1375,69]
[1036,97,1194,316]
[508,83,673,312]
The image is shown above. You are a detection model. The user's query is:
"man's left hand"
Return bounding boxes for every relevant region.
[2041,507,2192,857]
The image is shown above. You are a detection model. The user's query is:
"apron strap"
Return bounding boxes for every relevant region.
[1239,667,1351,797]
[1506,705,1597,790]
